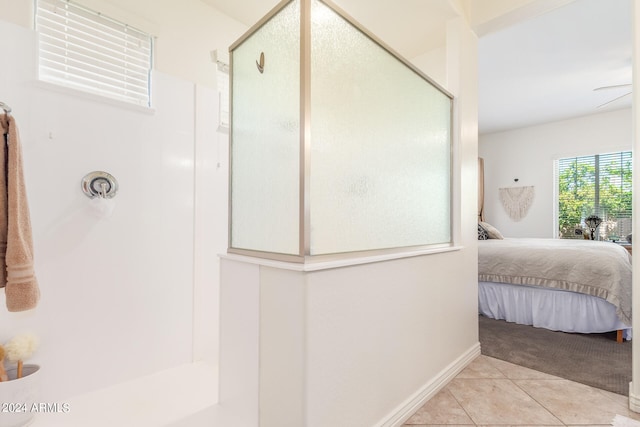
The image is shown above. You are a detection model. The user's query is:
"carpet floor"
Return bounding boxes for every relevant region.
[478,315,631,395]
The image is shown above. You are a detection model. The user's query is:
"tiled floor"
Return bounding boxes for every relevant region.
[403,355,640,426]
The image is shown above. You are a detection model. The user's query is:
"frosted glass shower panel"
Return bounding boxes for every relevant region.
[230,0,301,255]
[309,0,451,255]
[229,0,452,259]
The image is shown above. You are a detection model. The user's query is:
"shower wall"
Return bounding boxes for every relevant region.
[0,18,228,402]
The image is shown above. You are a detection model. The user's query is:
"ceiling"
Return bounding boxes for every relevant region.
[204,0,457,57]
[479,0,632,134]
[202,0,632,135]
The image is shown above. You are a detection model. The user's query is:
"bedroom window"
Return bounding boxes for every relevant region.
[35,0,153,107]
[556,151,632,241]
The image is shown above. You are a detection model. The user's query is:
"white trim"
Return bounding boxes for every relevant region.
[631,0,640,410]
[375,343,481,427]
[34,79,156,114]
[552,159,560,237]
[630,382,640,412]
[219,245,463,272]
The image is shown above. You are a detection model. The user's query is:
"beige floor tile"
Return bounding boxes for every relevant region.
[484,357,563,380]
[404,388,474,425]
[454,356,506,379]
[594,387,633,408]
[514,379,637,424]
[447,378,562,425]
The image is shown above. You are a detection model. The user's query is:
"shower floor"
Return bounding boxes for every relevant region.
[30,362,221,427]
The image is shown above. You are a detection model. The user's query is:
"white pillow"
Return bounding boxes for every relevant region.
[479,221,504,239]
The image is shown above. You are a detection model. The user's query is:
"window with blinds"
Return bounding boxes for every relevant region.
[35,0,153,107]
[556,151,632,241]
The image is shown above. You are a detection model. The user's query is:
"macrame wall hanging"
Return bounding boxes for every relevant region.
[499,186,535,222]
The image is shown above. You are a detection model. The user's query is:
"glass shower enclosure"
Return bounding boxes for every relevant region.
[229,0,453,262]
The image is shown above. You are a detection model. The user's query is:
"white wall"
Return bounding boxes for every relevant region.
[219,9,480,427]
[478,108,632,238]
[220,249,480,427]
[411,47,447,89]
[302,254,478,427]
[0,14,230,403]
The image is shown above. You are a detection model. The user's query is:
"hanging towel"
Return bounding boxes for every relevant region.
[0,114,39,312]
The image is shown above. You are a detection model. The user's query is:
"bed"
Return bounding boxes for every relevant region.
[478,236,632,341]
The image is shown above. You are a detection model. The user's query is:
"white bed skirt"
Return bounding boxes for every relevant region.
[479,281,632,340]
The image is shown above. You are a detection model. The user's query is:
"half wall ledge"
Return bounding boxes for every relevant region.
[221,245,463,272]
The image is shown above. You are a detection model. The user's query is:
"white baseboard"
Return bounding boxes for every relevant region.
[375,342,481,427]
[629,382,640,413]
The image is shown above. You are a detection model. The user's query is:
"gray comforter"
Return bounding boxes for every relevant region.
[478,238,632,325]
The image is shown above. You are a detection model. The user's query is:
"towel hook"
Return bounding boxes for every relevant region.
[81,171,118,199]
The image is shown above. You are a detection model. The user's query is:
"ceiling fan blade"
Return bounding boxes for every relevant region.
[594,83,632,91]
[596,91,632,109]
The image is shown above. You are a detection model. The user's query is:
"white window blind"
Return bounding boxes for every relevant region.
[556,151,632,241]
[36,0,153,107]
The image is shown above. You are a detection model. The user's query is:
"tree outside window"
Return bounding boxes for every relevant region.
[557,152,632,241]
